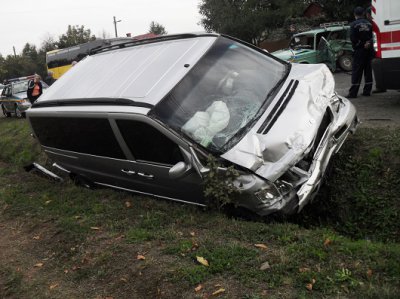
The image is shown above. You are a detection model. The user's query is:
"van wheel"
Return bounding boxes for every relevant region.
[2,105,11,117]
[338,55,352,72]
[14,105,23,118]
[70,173,95,189]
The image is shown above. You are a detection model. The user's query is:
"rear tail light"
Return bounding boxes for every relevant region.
[372,22,382,58]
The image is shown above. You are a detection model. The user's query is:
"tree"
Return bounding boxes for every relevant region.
[57,25,96,49]
[149,21,167,35]
[40,35,58,53]
[303,0,372,21]
[199,0,298,45]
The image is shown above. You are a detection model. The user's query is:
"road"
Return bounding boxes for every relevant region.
[334,70,400,128]
[1,71,399,128]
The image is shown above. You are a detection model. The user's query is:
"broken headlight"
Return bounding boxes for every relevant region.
[255,180,293,206]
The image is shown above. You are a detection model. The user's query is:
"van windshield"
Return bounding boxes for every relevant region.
[151,37,288,153]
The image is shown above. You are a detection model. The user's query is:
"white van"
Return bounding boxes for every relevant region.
[372,0,400,90]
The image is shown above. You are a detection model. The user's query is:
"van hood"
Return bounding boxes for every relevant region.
[221,64,337,181]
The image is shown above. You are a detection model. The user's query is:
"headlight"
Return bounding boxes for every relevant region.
[255,180,292,206]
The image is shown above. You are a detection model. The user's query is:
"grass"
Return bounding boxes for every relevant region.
[0,117,399,298]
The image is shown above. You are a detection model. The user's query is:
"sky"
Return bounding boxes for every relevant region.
[0,0,204,56]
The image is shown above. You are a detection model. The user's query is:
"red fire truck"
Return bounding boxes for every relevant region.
[371,0,400,90]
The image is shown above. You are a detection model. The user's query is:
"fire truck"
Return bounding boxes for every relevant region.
[371,0,400,90]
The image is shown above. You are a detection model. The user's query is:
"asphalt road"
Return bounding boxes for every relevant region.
[334,70,400,128]
[1,70,399,128]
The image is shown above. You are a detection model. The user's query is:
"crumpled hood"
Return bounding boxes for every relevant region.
[221,64,336,181]
[272,48,310,61]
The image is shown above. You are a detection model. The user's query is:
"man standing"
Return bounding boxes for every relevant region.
[44,71,56,86]
[347,6,374,98]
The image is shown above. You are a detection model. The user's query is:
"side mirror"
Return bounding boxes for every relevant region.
[169,161,189,179]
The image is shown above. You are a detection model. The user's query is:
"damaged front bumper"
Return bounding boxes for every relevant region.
[233,95,358,217]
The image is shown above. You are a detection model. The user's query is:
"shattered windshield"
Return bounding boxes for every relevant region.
[151,37,287,153]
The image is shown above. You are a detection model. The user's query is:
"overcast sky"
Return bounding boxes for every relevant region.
[1,0,204,56]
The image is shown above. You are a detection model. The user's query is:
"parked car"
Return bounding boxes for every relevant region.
[27,33,358,217]
[272,23,353,72]
[1,77,48,118]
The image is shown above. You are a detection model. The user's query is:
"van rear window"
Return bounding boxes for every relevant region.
[30,117,125,159]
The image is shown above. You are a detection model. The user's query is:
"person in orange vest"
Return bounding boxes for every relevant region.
[27,74,43,104]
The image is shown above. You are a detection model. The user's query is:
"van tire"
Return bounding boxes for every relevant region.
[2,105,11,117]
[338,54,352,72]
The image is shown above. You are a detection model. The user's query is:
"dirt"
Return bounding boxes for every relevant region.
[0,218,84,298]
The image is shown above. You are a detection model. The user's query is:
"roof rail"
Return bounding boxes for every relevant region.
[319,21,348,28]
[90,33,216,55]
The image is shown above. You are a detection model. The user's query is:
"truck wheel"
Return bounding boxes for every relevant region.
[14,105,23,118]
[338,55,352,72]
[2,105,11,117]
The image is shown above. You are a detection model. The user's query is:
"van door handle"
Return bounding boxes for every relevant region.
[137,172,154,179]
[121,169,136,175]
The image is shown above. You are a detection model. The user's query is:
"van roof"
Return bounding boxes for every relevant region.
[37,34,219,107]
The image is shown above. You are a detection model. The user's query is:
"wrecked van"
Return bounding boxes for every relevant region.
[27,33,357,216]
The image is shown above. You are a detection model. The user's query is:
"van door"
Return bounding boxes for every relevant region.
[110,116,205,205]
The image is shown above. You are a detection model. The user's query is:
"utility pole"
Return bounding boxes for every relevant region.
[113,16,121,38]
[13,46,17,57]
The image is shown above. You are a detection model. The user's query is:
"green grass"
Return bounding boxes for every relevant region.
[295,129,400,242]
[0,118,399,298]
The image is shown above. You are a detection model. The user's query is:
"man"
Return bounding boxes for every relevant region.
[347,6,374,98]
[44,71,55,86]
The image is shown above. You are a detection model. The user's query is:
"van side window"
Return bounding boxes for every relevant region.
[116,120,183,165]
[29,117,125,159]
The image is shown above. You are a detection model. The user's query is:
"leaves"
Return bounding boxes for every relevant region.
[136,255,146,261]
[254,243,268,250]
[34,262,44,268]
[212,288,225,296]
[194,284,203,292]
[260,261,271,271]
[324,238,333,247]
[196,256,209,267]
[367,269,373,279]
[306,279,316,291]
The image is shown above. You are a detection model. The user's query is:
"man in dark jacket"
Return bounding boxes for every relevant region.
[347,6,374,98]
[44,71,56,86]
